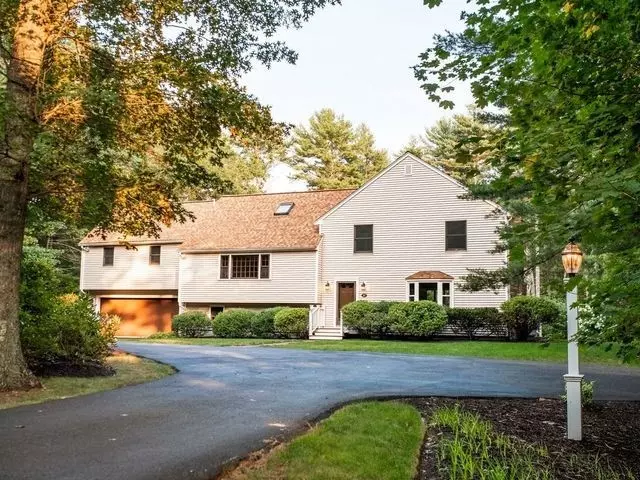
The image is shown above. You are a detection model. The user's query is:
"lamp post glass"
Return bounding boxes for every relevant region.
[562,242,583,441]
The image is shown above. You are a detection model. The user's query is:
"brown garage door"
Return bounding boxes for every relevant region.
[100,298,178,337]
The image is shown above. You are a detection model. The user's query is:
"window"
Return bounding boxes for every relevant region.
[149,245,161,265]
[103,247,114,266]
[442,282,451,307]
[210,306,224,319]
[445,220,467,251]
[407,281,453,307]
[260,254,270,279]
[220,254,270,279]
[220,255,230,279]
[274,202,294,215]
[354,224,373,253]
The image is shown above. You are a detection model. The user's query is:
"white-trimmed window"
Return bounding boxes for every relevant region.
[406,281,454,307]
[220,254,270,279]
[103,247,114,266]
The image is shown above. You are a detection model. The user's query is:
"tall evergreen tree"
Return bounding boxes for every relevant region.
[404,110,502,183]
[287,109,388,189]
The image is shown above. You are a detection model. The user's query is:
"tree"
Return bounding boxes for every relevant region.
[415,0,640,354]
[0,0,340,390]
[403,110,502,183]
[287,109,388,189]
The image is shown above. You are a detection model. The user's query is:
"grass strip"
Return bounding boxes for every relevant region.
[0,352,174,410]
[271,340,640,367]
[227,401,424,480]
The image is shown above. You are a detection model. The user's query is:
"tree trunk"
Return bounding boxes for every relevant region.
[0,0,51,390]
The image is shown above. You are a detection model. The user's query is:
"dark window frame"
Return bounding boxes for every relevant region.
[354,224,374,253]
[274,202,294,216]
[220,253,270,279]
[149,245,161,265]
[103,246,114,266]
[445,220,467,251]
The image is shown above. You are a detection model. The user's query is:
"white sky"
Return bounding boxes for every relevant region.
[241,0,474,192]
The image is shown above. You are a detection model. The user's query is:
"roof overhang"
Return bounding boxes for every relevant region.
[79,239,183,247]
[179,246,318,254]
[405,270,454,280]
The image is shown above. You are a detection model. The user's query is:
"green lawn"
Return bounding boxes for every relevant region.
[271,339,640,367]
[126,337,292,347]
[0,352,175,410]
[226,401,423,480]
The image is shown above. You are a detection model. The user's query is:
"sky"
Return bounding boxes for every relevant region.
[241,0,474,193]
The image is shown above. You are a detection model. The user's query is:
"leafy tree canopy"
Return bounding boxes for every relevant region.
[287,108,388,189]
[415,0,640,353]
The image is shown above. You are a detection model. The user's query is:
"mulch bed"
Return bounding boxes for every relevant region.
[405,397,640,480]
[30,359,115,377]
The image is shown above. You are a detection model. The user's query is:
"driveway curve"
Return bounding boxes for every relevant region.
[2,341,640,480]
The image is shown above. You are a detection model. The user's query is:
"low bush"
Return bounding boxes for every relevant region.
[274,307,309,338]
[172,312,212,338]
[501,296,564,341]
[342,300,400,336]
[388,301,447,337]
[147,331,177,339]
[21,293,118,374]
[447,307,506,339]
[251,307,284,338]
[212,309,255,338]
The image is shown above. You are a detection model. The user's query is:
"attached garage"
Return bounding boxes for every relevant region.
[100,298,178,337]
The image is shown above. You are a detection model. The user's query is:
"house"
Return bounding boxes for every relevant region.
[80,153,508,338]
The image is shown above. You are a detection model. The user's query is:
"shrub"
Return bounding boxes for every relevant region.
[212,309,255,338]
[274,307,309,338]
[388,301,447,337]
[251,307,284,338]
[342,301,399,336]
[147,331,177,339]
[501,296,564,341]
[172,312,212,338]
[21,293,117,372]
[447,307,506,339]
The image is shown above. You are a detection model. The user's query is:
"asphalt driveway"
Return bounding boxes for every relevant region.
[2,342,640,480]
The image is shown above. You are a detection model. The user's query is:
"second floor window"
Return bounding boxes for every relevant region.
[354,224,373,253]
[149,245,161,265]
[220,254,270,279]
[445,221,467,251]
[103,247,114,266]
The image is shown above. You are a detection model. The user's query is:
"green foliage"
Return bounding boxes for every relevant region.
[501,297,563,341]
[21,294,117,370]
[404,109,502,183]
[211,309,255,338]
[388,301,447,337]
[446,308,506,339]
[147,332,177,340]
[562,380,596,408]
[274,307,309,339]
[171,312,212,338]
[341,300,399,337]
[415,0,640,353]
[287,109,389,189]
[251,307,285,339]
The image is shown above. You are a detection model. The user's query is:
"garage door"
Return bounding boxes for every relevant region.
[100,298,178,337]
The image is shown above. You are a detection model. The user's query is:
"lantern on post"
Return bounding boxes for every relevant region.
[561,241,583,440]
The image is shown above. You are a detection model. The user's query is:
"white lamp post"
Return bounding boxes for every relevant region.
[562,241,584,441]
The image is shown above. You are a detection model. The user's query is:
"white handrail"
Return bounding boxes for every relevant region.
[309,305,321,336]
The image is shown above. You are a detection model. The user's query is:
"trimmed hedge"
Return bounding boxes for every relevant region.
[342,300,400,336]
[446,307,505,339]
[274,307,309,338]
[501,296,564,341]
[251,307,284,338]
[172,311,212,337]
[212,309,255,338]
[388,301,448,337]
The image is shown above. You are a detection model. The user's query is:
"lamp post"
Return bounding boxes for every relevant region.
[561,241,584,441]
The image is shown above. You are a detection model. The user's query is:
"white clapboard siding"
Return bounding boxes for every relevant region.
[318,154,508,326]
[81,244,180,291]
[179,251,317,304]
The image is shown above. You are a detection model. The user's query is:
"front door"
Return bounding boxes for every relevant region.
[337,282,356,325]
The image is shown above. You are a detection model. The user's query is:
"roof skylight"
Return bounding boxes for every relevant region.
[274,202,294,216]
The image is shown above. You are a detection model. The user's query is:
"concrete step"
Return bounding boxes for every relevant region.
[309,334,343,340]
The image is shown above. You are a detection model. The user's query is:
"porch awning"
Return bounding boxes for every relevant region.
[405,271,454,280]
